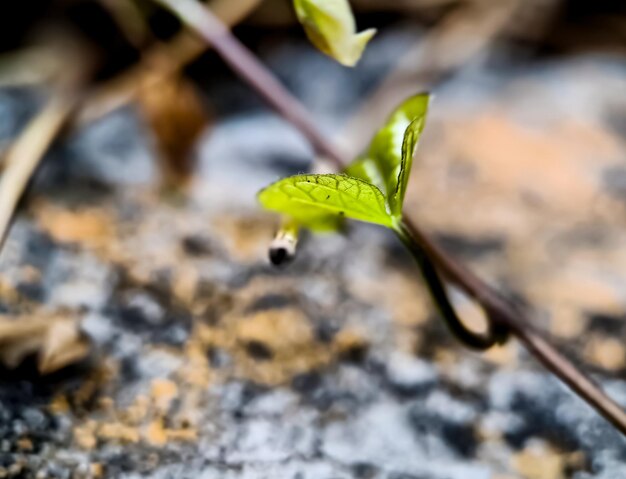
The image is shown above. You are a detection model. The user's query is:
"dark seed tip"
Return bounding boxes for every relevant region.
[269,247,293,267]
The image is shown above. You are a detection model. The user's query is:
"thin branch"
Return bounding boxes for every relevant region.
[156,0,626,435]
[0,47,60,88]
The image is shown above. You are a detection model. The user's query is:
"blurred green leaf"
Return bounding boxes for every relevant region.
[293,0,376,67]
[258,173,393,228]
[282,206,343,232]
[346,93,431,216]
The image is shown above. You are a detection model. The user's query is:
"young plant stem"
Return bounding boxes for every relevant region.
[158,0,626,435]
[394,221,506,350]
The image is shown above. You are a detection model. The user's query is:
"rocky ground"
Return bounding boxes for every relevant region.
[0,27,625,479]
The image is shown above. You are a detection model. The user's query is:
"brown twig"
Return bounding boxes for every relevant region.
[0,95,76,250]
[156,0,626,435]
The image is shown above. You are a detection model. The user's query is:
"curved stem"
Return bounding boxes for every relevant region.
[394,221,506,350]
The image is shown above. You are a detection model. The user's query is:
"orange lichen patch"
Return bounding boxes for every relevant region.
[235,309,314,350]
[447,114,619,212]
[150,379,179,414]
[180,338,214,387]
[527,270,624,316]
[409,109,625,246]
[97,397,116,414]
[191,305,335,385]
[584,336,626,371]
[173,264,200,305]
[483,342,518,366]
[564,451,587,473]
[100,196,193,281]
[233,308,332,384]
[213,214,277,262]
[165,427,197,442]
[98,422,141,444]
[16,439,33,452]
[433,347,460,367]
[74,421,98,450]
[548,305,587,339]
[145,419,168,447]
[235,276,297,304]
[70,360,201,449]
[0,280,23,307]
[49,394,70,414]
[122,395,150,425]
[73,365,116,410]
[144,418,198,446]
[512,443,565,479]
[350,271,430,328]
[332,328,369,360]
[395,328,421,356]
[90,463,104,478]
[33,204,115,250]
[558,119,621,160]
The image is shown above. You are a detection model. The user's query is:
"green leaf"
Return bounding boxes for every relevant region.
[293,0,376,67]
[344,154,385,192]
[258,174,393,228]
[346,93,431,216]
[283,207,343,232]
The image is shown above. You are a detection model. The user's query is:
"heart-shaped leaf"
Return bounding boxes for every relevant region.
[293,0,376,67]
[258,173,393,228]
[346,93,431,216]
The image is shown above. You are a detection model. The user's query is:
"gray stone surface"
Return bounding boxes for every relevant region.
[0,30,624,479]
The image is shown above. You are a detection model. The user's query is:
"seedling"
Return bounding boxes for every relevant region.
[152,0,626,434]
[259,93,508,350]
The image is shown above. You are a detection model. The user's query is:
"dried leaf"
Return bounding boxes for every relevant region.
[0,97,75,249]
[0,336,46,369]
[39,317,90,374]
[137,72,210,187]
[0,314,89,374]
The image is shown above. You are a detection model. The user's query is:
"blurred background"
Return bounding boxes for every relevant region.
[0,0,624,478]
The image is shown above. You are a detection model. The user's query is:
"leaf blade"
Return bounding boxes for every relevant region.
[394,113,427,213]
[345,155,385,193]
[258,174,393,228]
[348,93,431,216]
